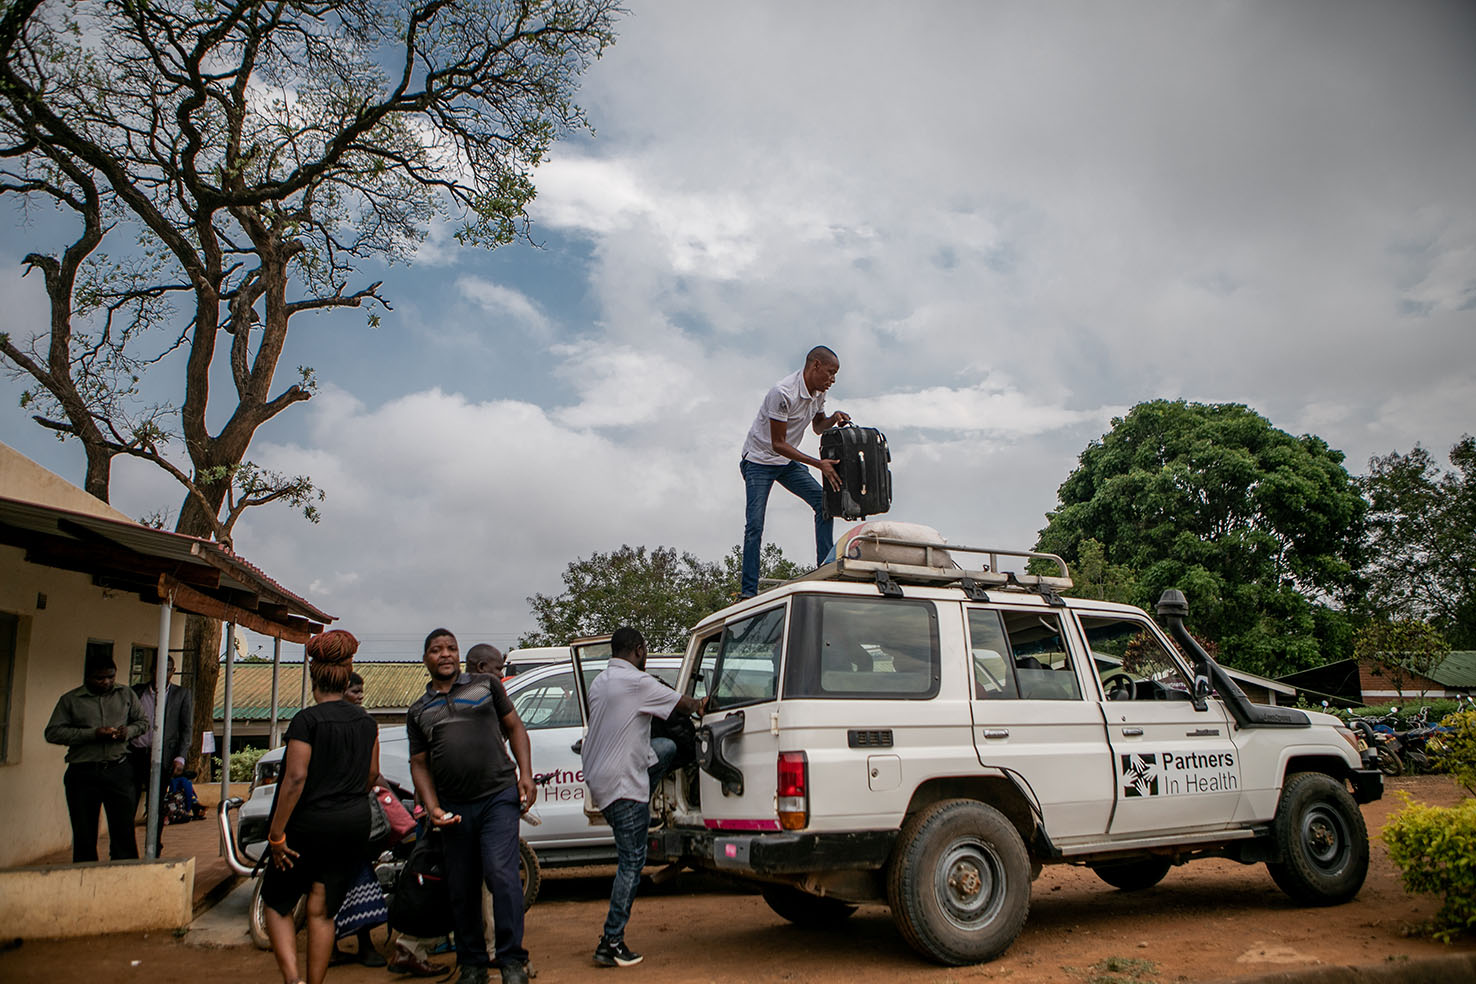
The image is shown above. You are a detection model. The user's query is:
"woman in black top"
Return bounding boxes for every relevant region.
[263,630,379,984]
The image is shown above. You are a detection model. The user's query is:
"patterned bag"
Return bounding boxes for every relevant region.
[334,863,389,939]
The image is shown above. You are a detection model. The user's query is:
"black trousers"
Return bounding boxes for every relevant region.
[64,759,139,862]
[129,748,172,846]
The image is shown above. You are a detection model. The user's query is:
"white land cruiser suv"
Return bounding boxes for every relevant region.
[630,536,1382,966]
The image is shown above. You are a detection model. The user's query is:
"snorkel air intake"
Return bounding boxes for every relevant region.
[1155,589,1309,729]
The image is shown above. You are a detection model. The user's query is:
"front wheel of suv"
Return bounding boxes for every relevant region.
[1266,772,1369,906]
[886,799,1031,966]
[761,884,857,927]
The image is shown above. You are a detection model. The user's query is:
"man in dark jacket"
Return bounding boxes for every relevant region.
[45,651,147,861]
[130,655,193,847]
[408,628,536,984]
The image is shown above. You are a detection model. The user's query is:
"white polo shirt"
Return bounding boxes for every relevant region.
[582,659,683,810]
[741,368,826,466]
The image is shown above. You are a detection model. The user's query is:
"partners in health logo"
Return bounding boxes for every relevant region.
[1121,753,1159,797]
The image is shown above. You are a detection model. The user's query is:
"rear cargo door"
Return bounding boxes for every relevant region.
[693,603,788,831]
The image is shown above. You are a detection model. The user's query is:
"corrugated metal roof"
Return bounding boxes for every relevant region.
[0,495,332,630]
[1432,651,1476,688]
[213,662,429,720]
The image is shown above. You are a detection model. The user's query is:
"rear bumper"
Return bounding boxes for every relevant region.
[1350,768,1383,804]
[649,826,896,875]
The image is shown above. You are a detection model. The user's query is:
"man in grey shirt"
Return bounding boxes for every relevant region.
[581,627,705,967]
[45,651,147,861]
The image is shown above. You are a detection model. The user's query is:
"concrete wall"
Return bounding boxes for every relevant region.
[0,857,195,937]
[0,544,186,866]
[0,442,134,521]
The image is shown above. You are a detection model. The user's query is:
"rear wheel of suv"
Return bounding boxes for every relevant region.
[1266,772,1369,906]
[886,799,1030,966]
[761,884,857,928]
[1089,856,1172,891]
[519,837,541,910]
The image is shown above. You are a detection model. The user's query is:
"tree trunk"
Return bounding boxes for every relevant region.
[183,613,222,778]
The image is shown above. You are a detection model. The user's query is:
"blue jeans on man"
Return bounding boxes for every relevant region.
[740,458,832,597]
[600,737,678,944]
[439,785,526,969]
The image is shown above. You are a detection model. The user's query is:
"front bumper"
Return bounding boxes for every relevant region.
[1350,767,1383,804]
[650,826,896,875]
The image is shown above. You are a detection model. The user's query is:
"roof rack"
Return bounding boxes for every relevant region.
[780,536,1073,603]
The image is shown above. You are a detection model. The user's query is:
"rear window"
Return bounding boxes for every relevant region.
[785,594,940,699]
[708,607,785,711]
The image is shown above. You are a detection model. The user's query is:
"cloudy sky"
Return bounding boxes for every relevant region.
[4,0,1474,661]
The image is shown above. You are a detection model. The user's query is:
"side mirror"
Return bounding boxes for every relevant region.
[1192,675,1211,712]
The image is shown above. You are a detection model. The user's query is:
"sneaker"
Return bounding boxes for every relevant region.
[454,966,490,984]
[499,961,530,984]
[593,937,643,968]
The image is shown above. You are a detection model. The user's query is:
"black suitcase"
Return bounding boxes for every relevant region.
[820,424,892,520]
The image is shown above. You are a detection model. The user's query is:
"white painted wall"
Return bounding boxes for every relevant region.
[0,546,187,866]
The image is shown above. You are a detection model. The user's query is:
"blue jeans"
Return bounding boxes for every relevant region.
[740,458,832,597]
[599,737,679,943]
[440,786,526,968]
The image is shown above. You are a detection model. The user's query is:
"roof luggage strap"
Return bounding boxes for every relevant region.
[874,570,904,598]
[959,576,990,602]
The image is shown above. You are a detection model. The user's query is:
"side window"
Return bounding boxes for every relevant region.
[512,670,582,729]
[1000,610,1081,700]
[785,595,940,699]
[709,608,785,711]
[967,608,1017,700]
[1077,614,1193,701]
[690,634,721,701]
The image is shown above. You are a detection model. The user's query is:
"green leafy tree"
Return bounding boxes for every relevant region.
[521,543,800,652]
[1036,400,1366,676]
[1359,437,1476,647]
[0,0,620,769]
[1065,537,1140,604]
[1353,618,1451,699]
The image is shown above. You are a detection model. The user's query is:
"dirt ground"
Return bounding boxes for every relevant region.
[3,775,1472,984]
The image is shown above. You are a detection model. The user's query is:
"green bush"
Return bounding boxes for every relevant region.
[228,745,269,783]
[1431,710,1476,795]
[1383,794,1476,941]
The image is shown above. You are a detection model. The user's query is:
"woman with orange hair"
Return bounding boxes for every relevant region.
[262,630,379,984]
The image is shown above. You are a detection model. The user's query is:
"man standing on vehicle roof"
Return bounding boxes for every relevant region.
[582,626,707,968]
[739,345,850,598]
[407,629,537,984]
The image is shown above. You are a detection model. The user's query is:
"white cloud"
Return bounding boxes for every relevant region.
[457,277,553,338]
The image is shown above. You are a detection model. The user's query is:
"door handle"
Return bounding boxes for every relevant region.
[1120,727,1144,737]
[982,728,1009,740]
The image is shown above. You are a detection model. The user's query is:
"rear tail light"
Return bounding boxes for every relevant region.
[777,751,808,830]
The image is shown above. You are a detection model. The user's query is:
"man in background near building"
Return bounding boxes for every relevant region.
[45,651,147,861]
[739,345,850,598]
[581,627,707,968]
[466,643,506,677]
[408,628,536,984]
[130,654,193,848]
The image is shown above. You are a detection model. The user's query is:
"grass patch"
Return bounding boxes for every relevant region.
[1083,955,1158,984]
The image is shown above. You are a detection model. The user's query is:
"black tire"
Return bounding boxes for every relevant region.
[886,800,1031,966]
[1405,749,1429,775]
[761,884,858,928]
[1089,856,1172,891]
[1375,745,1403,777]
[519,838,541,910]
[248,878,306,951]
[1266,772,1369,906]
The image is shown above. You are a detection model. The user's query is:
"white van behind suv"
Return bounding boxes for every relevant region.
[626,535,1380,966]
